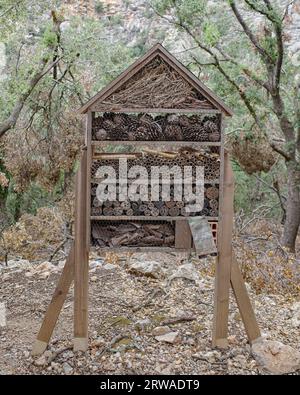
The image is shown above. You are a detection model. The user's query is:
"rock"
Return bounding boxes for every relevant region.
[44,350,53,361]
[155,331,180,344]
[128,260,162,278]
[135,318,152,331]
[103,263,117,271]
[34,355,47,367]
[228,335,238,345]
[167,263,199,284]
[62,350,74,360]
[58,260,66,270]
[39,271,50,279]
[89,259,103,269]
[152,326,171,336]
[7,259,31,269]
[2,273,11,281]
[90,275,97,282]
[203,350,221,363]
[62,362,73,374]
[290,302,300,328]
[0,303,6,327]
[252,340,300,374]
[92,337,106,347]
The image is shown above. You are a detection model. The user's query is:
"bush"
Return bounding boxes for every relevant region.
[95,1,104,14]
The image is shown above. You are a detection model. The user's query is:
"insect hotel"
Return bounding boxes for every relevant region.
[32,43,261,355]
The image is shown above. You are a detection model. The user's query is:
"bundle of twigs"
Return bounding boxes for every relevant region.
[94,57,213,110]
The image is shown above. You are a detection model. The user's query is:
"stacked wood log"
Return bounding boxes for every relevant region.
[91,221,175,248]
[92,112,221,142]
[90,183,219,217]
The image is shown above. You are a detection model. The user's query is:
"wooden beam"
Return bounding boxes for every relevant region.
[175,220,192,249]
[231,251,261,344]
[212,151,234,348]
[86,112,92,250]
[32,244,75,356]
[74,150,89,351]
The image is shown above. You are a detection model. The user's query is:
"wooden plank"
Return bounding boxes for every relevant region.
[91,178,220,185]
[212,152,234,348]
[74,150,89,351]
[32,244,75,356]
[175,220,192,249]
[90,216,219,221]
[91,140,221,147]
[90,108,223,114]
[231,251,261,344]
[90,246,188,253]
[86,112,92,250]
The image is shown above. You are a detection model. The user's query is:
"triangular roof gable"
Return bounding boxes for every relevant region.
[79,43,233,116]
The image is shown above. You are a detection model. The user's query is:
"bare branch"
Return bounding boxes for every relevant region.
[215,44,271,92]
[270,142,291,161]
[229,1,274,64]
[0,56,63,138]
[0,0,23,18]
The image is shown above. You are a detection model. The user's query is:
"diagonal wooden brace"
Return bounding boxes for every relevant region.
[32,244,75,356]
[230,250,261,344]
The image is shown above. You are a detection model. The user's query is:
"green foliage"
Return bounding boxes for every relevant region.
[94,1,104,14]
[153,0,206,26]
[203,22,220,46]
[42,25,58,48]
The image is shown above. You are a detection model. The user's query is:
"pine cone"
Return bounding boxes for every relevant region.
[203,120,218,134]
[178,115,191,127]
[167,114,179,124]
[183,125,208,141]
[208,131,221,142]
[148,123,163,140]
[113,113,129,127]
[203,120,220,141]
[108,125,128,140]
[134,125,151,141]
[102,119,115,130]
[164,124,183,141]
[95,129,108,140]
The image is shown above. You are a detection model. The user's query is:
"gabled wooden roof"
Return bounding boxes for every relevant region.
[79,43,233,116]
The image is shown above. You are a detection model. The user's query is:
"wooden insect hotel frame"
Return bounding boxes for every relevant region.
[32,43,261,355]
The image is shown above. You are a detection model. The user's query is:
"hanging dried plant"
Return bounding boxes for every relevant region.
[229,127,277,174]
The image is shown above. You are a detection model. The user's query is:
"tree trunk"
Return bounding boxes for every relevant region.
[282,160,300,252]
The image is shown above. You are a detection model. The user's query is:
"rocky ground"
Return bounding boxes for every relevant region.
[0,251,299,375]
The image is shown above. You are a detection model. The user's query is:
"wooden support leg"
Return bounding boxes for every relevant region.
[212,153,234,348]
[32,244,75,356]
[74,150,89,352]
[231,250,261,344]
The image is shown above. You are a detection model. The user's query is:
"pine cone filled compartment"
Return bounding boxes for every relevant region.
[92,112,221,142]
[91,220,175,248]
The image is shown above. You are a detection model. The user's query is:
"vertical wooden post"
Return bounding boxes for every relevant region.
[85,112,92,250]
[212,152,234,348]
[73,148,89,352]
